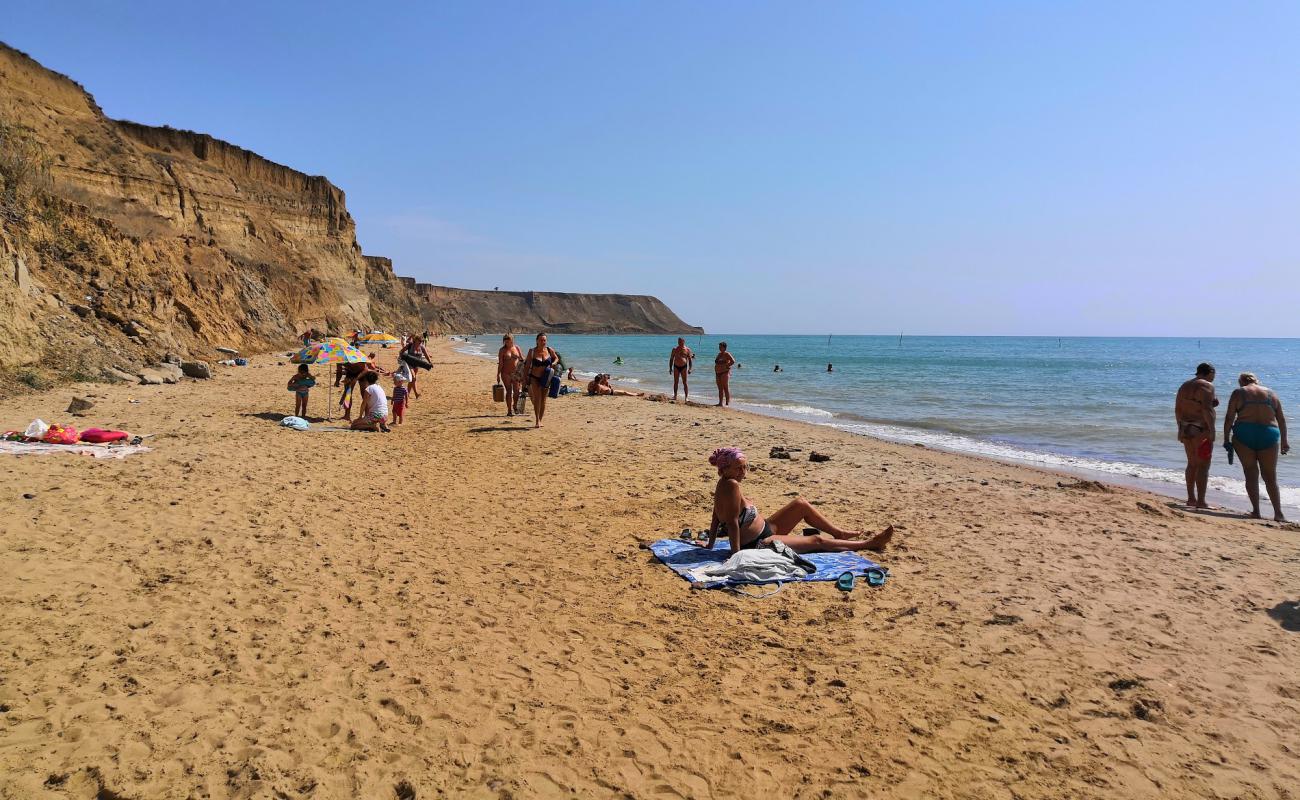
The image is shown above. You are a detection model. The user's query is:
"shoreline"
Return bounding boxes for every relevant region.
[451,337,1297,519]
[1,338,1297,798]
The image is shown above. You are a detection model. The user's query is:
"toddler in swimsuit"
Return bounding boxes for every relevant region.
[287,364,315,418]
[391,376,409,425]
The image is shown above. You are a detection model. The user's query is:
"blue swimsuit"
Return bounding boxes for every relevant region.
[1232,393,1281,452]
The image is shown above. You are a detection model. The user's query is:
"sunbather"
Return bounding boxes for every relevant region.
[587,374,642,397]
[701,446,893,553]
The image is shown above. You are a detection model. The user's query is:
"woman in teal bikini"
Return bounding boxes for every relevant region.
[1223,372,1290,521]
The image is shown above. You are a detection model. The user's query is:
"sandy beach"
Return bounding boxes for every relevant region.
[1,339,1298,799]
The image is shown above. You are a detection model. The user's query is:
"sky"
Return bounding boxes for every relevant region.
[3,1,1299,336]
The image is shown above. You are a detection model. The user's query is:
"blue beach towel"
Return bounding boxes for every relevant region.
[648,538,887,588]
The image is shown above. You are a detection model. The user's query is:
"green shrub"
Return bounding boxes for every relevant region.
[0,123,52,220]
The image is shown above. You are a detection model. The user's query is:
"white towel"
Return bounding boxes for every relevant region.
[687,548,809,587]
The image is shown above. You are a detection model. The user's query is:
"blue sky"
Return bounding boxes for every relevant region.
[5,1,1298,335]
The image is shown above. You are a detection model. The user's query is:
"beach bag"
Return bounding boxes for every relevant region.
[492,383,505,403]
[79,428,129,444]
[514,391,527,414]
[548,374,561,399]
[43,424,79,445]
[280,416,310,431]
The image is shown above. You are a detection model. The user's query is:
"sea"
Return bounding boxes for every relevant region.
[452,334,1300,513]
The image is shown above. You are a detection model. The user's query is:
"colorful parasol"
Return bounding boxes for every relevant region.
[290,342,368,419]
[292,341,368,365]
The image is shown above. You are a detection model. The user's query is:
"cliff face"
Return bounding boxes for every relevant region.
[0,43,700,388]
[413,285,703,335]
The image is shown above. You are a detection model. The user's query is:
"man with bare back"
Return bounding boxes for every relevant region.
[1175,362,1218,509]
[669,337,694,402]
[497,334,524,416]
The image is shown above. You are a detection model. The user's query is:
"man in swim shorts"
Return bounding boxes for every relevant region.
[1175,362,1218,509]
[497,334,524,416]
[669,337,694,402]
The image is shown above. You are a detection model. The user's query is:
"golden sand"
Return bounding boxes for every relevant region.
[1,341,1297,799]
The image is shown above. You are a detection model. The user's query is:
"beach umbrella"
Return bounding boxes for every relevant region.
[356,331,400,346]
[291,341,368,418]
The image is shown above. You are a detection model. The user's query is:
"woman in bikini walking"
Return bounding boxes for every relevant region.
[523,333,559,428]
[497,334,524,416]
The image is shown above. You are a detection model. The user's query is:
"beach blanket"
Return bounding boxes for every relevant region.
[0,440,151,459]
[649,538,886,588]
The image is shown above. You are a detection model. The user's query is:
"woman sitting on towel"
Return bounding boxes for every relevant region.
[703,447,893,553]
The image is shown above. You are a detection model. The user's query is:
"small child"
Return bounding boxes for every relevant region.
[391,375,409,425]
[287,364,316,418]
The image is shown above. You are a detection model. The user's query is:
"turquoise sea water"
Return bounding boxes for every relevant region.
[455,335,1300,512]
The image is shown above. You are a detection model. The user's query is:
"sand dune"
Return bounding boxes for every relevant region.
[1,341,1297,799]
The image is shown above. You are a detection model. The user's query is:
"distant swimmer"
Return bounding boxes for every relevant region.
[827,363,833,373]
[773,364,781,373]
[613,357,624,365]
[1175,362,1218,509]
[714,341,736,407]
[669,337,694,402]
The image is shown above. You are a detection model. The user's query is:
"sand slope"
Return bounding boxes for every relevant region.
[1,342,1297,799]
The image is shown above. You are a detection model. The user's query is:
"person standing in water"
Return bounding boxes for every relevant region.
[1223,372,1289,521]
[714,341,736,407]
[524,333,559,428]
[669,337,695,402]
[827,363,833,373]
[1175,362,1218,509]
[497,334,524,416]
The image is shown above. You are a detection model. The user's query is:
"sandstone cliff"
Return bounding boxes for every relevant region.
[0,43,700,392]
[413,285,702,335]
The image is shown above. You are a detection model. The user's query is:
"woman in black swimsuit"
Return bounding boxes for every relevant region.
[524,333,558,428]
[702,447,894,553]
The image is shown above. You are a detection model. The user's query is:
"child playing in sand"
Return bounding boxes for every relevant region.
[287,364,315,418]
[391,375,409,425]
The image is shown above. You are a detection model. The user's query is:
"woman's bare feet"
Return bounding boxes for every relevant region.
[1275,514,1288,523]
[859,525,894,552]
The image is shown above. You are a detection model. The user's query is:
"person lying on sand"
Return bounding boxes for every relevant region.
[700,447,893,553]
[587,374,642,397]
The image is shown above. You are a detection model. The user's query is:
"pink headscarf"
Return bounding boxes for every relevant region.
[709,447,745,470]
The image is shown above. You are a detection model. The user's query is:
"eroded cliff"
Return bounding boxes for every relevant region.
[0,42,700,391]
[413,285,702,335]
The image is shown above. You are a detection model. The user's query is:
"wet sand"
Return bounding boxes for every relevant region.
[1,340,1298,799]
